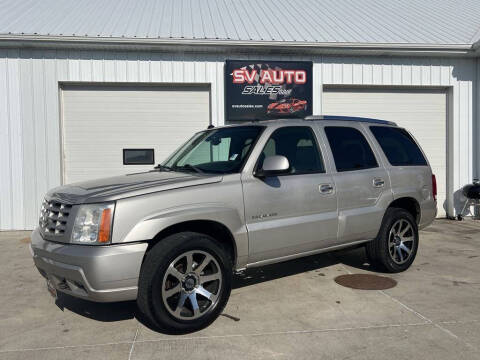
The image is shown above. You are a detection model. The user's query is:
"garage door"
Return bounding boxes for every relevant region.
[323,87,447,217]
[61,84,210,184]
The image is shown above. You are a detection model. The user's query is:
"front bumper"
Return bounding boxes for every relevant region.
[30,228,148,302]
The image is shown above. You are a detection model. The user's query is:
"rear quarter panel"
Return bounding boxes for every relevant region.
[387,166,437,228]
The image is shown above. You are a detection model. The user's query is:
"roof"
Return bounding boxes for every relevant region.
[1,0,480,50]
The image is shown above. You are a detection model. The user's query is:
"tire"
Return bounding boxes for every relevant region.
[364,240,378,265]
[137,232,232,333]
[366,208,419,273]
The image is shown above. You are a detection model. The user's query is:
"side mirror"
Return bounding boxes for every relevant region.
[256,155,290,177]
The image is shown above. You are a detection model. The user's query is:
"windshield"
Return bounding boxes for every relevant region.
[161,126,264,174]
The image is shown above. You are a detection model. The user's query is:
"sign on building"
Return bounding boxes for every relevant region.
[225,60,313,121]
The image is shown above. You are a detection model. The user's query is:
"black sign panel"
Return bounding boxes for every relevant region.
[225,60,313,121]
[123,149,154,165]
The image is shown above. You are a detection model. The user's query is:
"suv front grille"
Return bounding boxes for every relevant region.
[39,199,72,235]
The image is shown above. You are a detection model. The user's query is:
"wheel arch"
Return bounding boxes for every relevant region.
[388,197,421,224]
[145,220,237,266]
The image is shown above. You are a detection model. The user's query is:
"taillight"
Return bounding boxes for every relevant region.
[432,174,437,201]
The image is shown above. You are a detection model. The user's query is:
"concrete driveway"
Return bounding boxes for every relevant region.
[1,219,479,360]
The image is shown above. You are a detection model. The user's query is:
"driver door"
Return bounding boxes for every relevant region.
[241,126,338,264]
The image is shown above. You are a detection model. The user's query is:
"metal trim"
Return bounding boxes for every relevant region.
[305,115,396,126]
[0,34,475,55]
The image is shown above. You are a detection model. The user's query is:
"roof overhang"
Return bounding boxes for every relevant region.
[471,39,480,56]
[0,34,476,57]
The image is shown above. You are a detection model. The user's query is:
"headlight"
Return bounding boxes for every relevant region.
[71,203,115,244]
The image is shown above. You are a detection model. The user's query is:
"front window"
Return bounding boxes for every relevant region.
[257,126,325,175]
[162,126,264,174]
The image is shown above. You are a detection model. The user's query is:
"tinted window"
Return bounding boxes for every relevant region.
[123,149,154,165]
[370,126,427,166]
[325,127,378,172]
[258,127,325,174]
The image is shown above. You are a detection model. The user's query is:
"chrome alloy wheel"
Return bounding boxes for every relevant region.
[388,219,415,265]
[162,250,222,320]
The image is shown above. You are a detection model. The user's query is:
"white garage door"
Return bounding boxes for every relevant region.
[323,87,447,217]
[61,84,210,184]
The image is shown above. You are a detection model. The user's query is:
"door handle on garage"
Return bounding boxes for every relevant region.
[319,184,334,194]
[373,178,385,188]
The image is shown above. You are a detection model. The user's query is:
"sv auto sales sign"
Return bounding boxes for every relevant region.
[225,60,313,121]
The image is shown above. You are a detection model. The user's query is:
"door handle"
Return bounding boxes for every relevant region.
[373,178,385,188]
[319,184,334,194]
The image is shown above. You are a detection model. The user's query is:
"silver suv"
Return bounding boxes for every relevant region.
[31,116,437,332]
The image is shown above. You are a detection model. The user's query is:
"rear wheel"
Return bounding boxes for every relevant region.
[366,208,419,273]
[137,232,232,333]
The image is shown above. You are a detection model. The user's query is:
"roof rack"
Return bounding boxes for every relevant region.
[304,115,396,126]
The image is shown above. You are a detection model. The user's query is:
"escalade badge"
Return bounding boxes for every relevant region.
[252,212,278,220]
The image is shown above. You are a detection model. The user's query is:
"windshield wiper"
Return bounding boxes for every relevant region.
[154,164,173,172]
[174,164,204,174]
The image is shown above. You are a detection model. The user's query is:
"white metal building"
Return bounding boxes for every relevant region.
[1,0,480,230]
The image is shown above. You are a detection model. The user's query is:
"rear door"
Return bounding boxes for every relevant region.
[319,122,393,243]
[242,125,338,264]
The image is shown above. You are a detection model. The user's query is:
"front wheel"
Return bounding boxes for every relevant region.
[137,232,232,333]
[366,208,419,273]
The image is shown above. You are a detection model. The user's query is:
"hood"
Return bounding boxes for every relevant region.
[45,170,223,204]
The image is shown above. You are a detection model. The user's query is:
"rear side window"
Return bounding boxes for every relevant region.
[324,127,378,172]
[370,126,427,166]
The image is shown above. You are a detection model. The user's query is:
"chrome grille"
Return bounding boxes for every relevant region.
[39,199,72,235]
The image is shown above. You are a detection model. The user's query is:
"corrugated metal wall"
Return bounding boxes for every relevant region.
[0,48,477,229]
